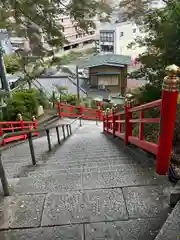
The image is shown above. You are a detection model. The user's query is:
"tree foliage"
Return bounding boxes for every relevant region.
[118,0,166,24]
[1,0,111,57]
[0,0,112,88]
[134,1,180,81]
[120,0,180,102]
[3,53,20,74]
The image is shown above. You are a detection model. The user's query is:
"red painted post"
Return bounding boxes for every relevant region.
[106,108,110,133]
[20,120,23,131]
[103,112,105,131]
[112,110,116,136]
[97,106,102,121]
[139,110,144,140]
[79,104,83,116]
[124,97,133,145]
[156,65,180,175]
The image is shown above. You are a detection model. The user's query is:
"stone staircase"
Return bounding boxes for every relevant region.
[0,120,175,240]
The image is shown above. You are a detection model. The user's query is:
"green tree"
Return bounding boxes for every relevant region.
[0,0,112,88]
[3,54,20,74]
[0,0,111,57]
[118,0,164,24]
[120,1,180,102]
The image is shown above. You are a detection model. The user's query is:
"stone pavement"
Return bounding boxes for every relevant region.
[0,120,173,240]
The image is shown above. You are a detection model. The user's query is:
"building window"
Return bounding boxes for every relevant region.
[101,45,114,53]
[100,32,114,42]
[61,18,63,22]
[76,35,78,38]
[120,32,124,37]
[98,75,118,86]
[133,28,136,33]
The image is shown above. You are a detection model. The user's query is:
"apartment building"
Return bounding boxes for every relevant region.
[2,13,98,55]
[55,14,97,51]
[95,22,146,59]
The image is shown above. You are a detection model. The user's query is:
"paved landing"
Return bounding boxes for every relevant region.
[0,121,172,239]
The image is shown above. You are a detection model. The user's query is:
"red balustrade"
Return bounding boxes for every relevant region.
[103,64,180,175]
[57,103,103,121]
[103,100,163,172]
[0,119,38,145]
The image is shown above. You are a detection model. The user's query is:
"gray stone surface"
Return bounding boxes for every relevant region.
[155,200,180,240]
[170,180,180,206]
[42,189,128,226]
[10,174,82,195]
[0,225,83,240]
[82,168,168,190]
[1,119,79,178]
[123,186,171,218]
[0,195,45,229]
[0,121,173,239]
[85,218,166,240]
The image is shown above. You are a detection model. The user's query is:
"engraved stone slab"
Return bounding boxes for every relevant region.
[42,189,128,226]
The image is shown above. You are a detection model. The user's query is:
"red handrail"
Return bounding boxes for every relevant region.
[104,100,161,154]
[57,103,103,121]
[0,119,38,145]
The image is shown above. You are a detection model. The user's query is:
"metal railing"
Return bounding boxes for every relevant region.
[0,115,83,197]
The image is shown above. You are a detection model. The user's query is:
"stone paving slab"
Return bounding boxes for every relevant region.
[155,200,180,240]
[85,218,167,240]
[26,164,143,178]
[1,119,79,178]
[21,162,137,175]
[8,174,82,195]
[0,225,83,240]
[41,189,128,226]
[3,169,171,196]
[0,121,173,239]
[122,185,172,219]
[0,195,45,230]
[82,169,170,190]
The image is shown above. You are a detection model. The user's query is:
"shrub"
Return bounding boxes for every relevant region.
[5,89,39,120]
[4,54,20,74]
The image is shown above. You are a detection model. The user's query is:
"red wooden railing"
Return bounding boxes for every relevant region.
[103,64,180,175]
[0,119,38,145]
[57,103,103,121]
[103,99,161,155]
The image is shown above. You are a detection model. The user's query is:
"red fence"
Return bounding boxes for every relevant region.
[104,99,161,155]
[103,77,178,176]
[58,103,103,121]
[0,119,38,145]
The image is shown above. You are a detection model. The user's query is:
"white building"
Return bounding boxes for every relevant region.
[95,22,146,59]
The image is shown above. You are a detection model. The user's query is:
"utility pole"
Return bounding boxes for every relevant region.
[0,30,11,96]
[0,46,10,94]
[76,65,80,105]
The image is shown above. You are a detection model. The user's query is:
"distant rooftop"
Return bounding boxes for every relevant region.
[79,54,131,68]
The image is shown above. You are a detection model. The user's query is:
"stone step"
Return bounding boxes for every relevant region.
[26,164,149,178]
[0,190,169,240]
[154,200,180,240]
[3,167,171,196]
[3,157,136,178]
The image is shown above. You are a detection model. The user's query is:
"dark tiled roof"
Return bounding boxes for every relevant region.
[79,54,131,68]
